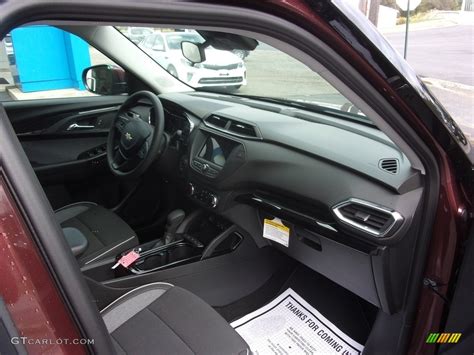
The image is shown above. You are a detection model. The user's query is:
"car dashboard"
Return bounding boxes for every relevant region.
[143,91,424,314]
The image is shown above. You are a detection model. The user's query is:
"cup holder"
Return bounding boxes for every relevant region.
[81,226,244,282]
[130,241,202,274]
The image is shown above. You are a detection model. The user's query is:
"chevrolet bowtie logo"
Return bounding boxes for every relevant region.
[125,132,133,141]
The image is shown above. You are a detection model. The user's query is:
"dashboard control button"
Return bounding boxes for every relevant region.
[187,182,218,208]
[192,159,221,178]
[187,183,195,196]
[210,195,218,208]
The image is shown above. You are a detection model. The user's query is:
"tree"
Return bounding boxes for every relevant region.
[416,0,460,12]
[369,0,382,25]
[381,0,398,9]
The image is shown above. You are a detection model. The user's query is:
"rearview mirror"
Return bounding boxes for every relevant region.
[181,41,206,64]
[82,65,128,95]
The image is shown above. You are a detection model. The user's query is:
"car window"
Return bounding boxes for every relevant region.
[153,35,165,51]
[0,26,117,102]
[143,35,155,48]
[332,2,473,144]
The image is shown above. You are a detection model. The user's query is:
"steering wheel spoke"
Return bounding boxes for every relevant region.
[115,115,129,133]
[137,140,149,159]
[107,91,165,178]
[111,148,129,170]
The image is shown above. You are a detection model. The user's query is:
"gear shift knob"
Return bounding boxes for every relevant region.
[164,209,186,244]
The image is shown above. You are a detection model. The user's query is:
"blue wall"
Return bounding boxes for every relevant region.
[11,26,91,92]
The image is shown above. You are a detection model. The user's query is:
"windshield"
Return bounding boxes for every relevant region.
[121,27,368,122]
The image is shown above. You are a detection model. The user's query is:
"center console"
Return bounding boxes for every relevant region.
[186,127,246,209]
[81,211,243,283]
[81,126,250,303]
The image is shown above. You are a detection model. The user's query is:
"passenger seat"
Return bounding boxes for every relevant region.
[101,282,250,355]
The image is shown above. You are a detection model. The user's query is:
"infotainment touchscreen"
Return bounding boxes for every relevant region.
[198,136,233,166]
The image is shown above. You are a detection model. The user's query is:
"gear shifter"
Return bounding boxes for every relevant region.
[162,209,186,245]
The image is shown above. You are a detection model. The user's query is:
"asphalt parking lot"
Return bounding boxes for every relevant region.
[385,25,473,140]
[385,25,473,86]
[238,47,344,105]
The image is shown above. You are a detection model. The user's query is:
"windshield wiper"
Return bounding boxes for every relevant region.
[233,94,376,128]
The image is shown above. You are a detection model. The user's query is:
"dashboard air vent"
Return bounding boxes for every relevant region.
[379,158,399,174]
[228,121,258,137]
[204,115,261,139]
[332,199,403,237]
[205,115,229,128]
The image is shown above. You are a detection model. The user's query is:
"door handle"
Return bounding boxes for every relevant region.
[67,123,95,131]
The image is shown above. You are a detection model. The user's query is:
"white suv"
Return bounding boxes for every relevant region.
[139,31,247,90]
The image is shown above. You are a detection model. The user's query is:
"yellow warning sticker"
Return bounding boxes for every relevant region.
[263,218,290,247]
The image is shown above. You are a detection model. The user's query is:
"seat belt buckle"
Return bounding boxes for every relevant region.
[112,250,140,269]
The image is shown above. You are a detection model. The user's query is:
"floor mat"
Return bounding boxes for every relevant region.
[217,262,377,346]
[214,252,297,322]
[231,288,364,354]
[280,265,376,345]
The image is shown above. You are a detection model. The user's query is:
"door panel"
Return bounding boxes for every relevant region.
[3,95,128,210]
[21,136,106,166]
[439,227,474,354]
[4,96,125,133]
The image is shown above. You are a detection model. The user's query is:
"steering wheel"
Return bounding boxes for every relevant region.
[107,91,165,178]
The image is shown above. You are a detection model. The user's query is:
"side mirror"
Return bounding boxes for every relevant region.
[181,41,206,64]
[82,65,128,95]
